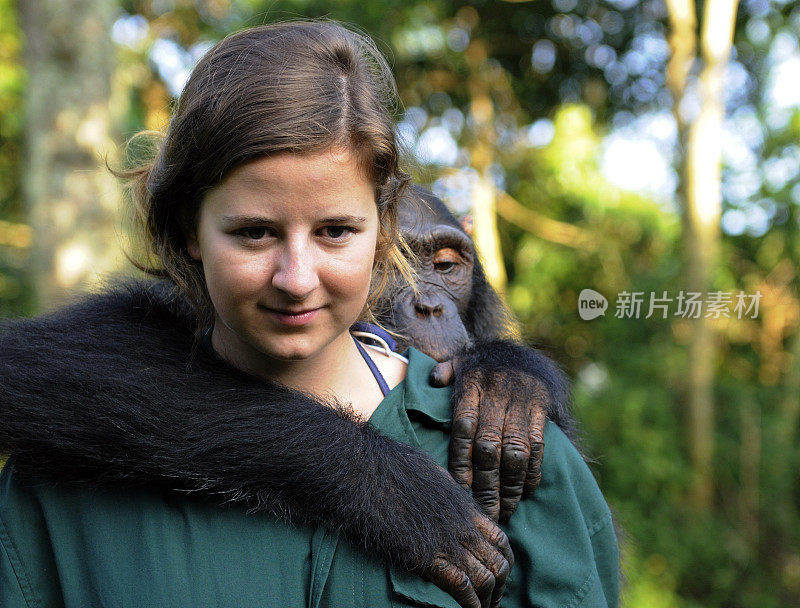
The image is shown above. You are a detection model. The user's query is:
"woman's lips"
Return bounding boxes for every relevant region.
[262,306,321,326]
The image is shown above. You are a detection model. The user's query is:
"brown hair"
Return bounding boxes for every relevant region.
[119,20,413,331]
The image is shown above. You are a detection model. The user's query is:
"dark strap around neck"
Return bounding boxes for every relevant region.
[353,336,391,397]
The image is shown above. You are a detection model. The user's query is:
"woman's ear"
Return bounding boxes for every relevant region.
[186,231,201,261]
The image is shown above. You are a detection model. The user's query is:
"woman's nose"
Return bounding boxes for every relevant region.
[271,239,320,300]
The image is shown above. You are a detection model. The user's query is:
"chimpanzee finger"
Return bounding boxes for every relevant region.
[449,380,481,490]
[430,360,455,387]
[471,392,503,521]
[474,514,514,568]
[522,406,547,498]
[461,550,497,608]
[472,440,501,521]
[498,438,529,524]
[425,556,482,608]
[465,522,512,608]
[498,396,532,522]
[489,575,507,608]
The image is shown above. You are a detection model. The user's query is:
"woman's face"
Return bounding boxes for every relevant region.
[187,148,379,367]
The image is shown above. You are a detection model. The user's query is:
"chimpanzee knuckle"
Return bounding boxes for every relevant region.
[472,570,495,601]
[499,474,525,498]
[473,496,500,523]
[455,571,474,594]
[452,415,479,440]
[483,526,512,565]
[524,469,542,492]
[474,515,507,549]
[500,444,529,476]
[501,421,530,443]
[449,466,473,490]
[479,547,510,580]
[529,406,547,439]
[450,445,475,488]
[473,438,501,469]
[472,480,500,506]
[472,467,500,496]
[426,560,481,608]
[492,554,511,584]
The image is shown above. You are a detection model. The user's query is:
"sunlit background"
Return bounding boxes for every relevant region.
[1,0,799,606]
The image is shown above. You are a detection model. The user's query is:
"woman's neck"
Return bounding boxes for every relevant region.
[210,327,391,419]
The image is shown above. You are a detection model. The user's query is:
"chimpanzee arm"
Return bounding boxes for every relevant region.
[0,282,512,607]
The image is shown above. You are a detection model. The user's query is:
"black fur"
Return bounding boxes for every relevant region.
[0,280,484,572]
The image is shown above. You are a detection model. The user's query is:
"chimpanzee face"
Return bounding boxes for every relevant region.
[380,193,475,362]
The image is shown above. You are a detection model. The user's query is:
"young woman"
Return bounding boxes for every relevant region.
[0,21,618,608]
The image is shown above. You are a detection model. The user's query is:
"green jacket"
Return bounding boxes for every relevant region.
[0,348,618,608]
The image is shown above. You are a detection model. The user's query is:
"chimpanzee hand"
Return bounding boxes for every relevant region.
[422,511,513,608]
[430,340,572,523]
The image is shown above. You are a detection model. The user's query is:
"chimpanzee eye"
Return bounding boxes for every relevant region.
[432,247,461,274]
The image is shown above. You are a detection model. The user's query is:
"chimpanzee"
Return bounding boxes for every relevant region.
[0,186,573,605]
[382,186,576,520]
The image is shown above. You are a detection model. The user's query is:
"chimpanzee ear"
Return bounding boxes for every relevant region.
[459,214,474,236]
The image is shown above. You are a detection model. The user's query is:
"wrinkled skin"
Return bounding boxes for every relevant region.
[423,514,514,608]
[444,360,550,523]
[389,193,477,362]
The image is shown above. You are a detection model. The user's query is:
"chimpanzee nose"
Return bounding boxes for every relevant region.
[413,296,444,318]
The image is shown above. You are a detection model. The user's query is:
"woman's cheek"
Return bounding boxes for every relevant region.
[206,252,266,304]
[324,249,375,299]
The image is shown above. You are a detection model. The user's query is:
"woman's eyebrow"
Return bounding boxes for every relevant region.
[321,215,368,224]
[222,214,274,224]
[220,214,368,224]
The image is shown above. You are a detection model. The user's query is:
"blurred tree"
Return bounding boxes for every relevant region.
[18,0,122,308]
[0,0,30,316]
[665,0,740,509]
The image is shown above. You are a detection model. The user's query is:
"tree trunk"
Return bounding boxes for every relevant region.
[17,0,120,310]
[666,0,739,509]
[465,40,507,293]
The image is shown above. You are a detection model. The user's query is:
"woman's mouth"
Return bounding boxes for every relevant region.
[262,306,321,326]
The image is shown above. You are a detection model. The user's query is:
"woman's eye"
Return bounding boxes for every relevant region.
[238,227,268,240]
[321,226,352,240]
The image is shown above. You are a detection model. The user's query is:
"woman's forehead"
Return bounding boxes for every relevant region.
[231,149,371,186]
[202,149,377,219]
